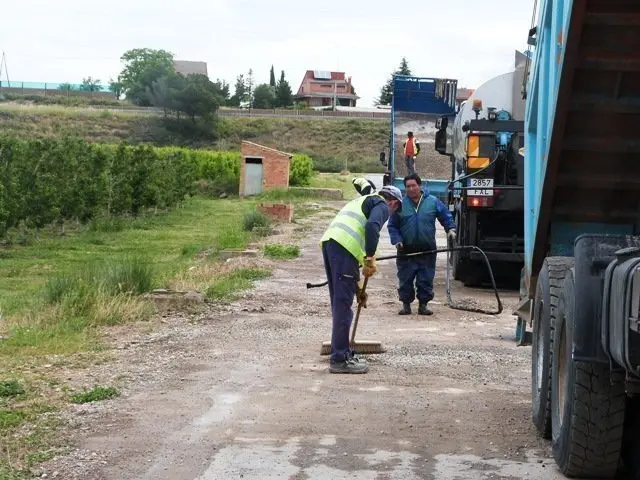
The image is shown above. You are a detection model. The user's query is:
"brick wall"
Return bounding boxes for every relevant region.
[239,141,292,196]
[258,203,293,223]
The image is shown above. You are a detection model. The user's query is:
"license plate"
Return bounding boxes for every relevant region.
[468,178,493,196]
[470,178,493,188]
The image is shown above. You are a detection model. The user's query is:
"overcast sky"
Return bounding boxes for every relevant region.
[1,0,536,107]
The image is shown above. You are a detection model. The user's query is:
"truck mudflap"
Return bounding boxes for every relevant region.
[572,234,640,364]
[602,246,640,375]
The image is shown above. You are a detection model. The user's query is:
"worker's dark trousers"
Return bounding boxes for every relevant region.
[404,155,416,175]
[322,239,359,363]
[396,253,437,304]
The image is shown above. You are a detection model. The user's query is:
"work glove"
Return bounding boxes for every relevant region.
[363,256,377,278]
[447,229,457,243]
[356,281,368,308]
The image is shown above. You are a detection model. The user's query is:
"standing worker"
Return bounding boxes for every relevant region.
[352,177,377,196]
[403,131,420,175]
[320,185,403,374]
[387,173,456,316]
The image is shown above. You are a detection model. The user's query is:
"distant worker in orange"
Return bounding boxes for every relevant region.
[403,131,420,175]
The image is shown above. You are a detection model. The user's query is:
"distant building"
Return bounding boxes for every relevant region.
[455,87,474,109]
[294,70,359,108]
[174,60,208,77]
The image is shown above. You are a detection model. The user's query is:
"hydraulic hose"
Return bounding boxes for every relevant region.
[306,245,503,316]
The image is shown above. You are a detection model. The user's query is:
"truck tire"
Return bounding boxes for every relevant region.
[531,257,574,439]
[551,268,626,478]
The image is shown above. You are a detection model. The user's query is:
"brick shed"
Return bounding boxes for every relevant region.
[239,141,293,196]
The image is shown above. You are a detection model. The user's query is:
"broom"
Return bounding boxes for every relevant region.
[318,276,387,355]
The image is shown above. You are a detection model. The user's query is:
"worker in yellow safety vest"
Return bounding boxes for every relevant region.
[320,185,403,374]
[403,131,420,175]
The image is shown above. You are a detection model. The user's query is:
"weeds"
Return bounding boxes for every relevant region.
[264,244,300,259]
[70,386,119,404]
[243,210,270,232]
[206,268,271,300]
[0,380,24,398]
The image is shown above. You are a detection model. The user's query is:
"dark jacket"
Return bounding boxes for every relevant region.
[387,187,455,252]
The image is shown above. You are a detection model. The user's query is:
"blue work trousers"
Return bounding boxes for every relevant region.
[396,253,436,304]
[322,239,359,363]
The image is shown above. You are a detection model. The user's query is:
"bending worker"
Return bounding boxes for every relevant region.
[320,185,403,374]
[388,173,456,316]
[403,131,420,175]
[352,177,377,196]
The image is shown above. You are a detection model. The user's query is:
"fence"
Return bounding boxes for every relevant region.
[0,81,114,100]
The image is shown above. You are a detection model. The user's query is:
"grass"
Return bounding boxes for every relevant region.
[0,104,389,173]
[264,244,300,259]
[70,386,119,404]
[0,196,279,476]
[0,185,342,476]
[0,381,24,398]
[205,268,271,300]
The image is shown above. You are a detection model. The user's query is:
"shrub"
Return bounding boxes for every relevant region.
[289,154,314,186]
[242,210,270,232]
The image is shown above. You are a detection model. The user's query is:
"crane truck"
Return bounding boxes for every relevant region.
[433,52,528,287]
[517,0,640,477]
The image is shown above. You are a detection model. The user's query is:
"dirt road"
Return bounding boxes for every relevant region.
[42,203,565,480]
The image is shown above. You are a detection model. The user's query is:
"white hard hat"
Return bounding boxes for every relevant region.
[379,185,403,203]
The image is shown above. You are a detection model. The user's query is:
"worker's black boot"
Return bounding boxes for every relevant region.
[399,302,412,315]
[418,302,433,316]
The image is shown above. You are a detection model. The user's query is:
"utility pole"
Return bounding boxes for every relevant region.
[0,51,11,87]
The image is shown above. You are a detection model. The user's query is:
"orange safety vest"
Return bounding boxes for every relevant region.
[404,137,417,156]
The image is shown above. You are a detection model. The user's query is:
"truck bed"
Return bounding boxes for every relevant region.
[524,0,640,294]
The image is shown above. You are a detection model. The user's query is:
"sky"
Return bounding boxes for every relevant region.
[1,0,537,107]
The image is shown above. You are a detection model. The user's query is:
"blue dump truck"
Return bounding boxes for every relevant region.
[380,74,457,203]
[516,0,640,477]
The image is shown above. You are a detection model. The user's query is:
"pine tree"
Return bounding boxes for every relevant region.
[376,57,412,106]
[275,70,293,108]
[269,65,276,87]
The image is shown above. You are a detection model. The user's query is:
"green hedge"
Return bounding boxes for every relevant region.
[0,136,242,236]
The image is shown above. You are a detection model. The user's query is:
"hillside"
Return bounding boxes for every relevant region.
[0,104,451,177]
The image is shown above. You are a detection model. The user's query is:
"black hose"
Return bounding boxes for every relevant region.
[306,245,503,316]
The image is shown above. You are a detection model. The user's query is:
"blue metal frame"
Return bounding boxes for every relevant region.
[389,74,458,203]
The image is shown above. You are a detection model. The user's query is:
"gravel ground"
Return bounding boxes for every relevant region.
[38,203,567,480]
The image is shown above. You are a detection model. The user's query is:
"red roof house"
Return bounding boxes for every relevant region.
[294,70,359,108]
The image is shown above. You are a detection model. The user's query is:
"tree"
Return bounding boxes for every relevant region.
[211,79,230,105]
[118,48,175,106]
[252,84,276,109]
[108,77,123,99]
[80,76,102,92]
[175,74,221,123]
[269,65,276,87]
[246,68,255,103]
[275,70,293,108]
[229,74,249,107]
[148,72,184,116]
[376,57,412,106]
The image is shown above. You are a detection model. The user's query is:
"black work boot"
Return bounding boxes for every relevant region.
[329,357,369,374]
[418,302,433,316]
[399,303,412,315]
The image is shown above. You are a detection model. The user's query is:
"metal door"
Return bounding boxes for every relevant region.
[244,159,263,195]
